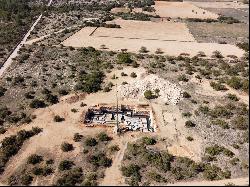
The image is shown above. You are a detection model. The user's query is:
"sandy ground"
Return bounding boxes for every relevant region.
[95,19,195,42]
[110,7,131,14]
[187,1,249,9]
[153,1,219,19]
[62,22,245,57]
[167,177,249,186]
[62,18,245,57]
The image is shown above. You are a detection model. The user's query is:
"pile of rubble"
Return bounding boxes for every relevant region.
[119,74,182,105]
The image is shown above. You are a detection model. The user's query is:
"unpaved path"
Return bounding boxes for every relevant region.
[0,0,53,78]
[100,140,128,186]
[166,177,249,186]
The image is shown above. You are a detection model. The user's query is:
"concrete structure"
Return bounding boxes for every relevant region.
[84,104,154,132]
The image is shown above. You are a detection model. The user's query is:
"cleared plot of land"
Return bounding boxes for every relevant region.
[187,22,249,44]
[187,1,249,9]
[204,8,249,24]
[152,1,219,19]
[62,20,244,57]
[94,19,195,41]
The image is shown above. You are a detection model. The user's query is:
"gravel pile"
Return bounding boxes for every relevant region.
[119,74,182,105]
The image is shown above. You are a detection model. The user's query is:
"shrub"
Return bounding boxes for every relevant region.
[58,89,69,96]
[186,136,194,141]
[85,138,98,147]
[148,171,166,182]
[212,50,224,58]
[211,119,229,129]
[203,164,222,180]
[20,174,33,185]
[61,142,74,152]
[130,72,137,78]
[0,86,7,97]
[139,46,149,53]
[29,99,46,108]
[121,164,141,178]
[97,132,111,141]
[226,94,239,101]
[155,48,164,54]
[56,167,83,186]
[54,115,65,122]
[236,42,249,52]
[231,116,248,130]
[88,153,112,167]
[185,120,196,128]
[58,160,74,171]
[117,53,133,64]
[227,76,243,90]
[27,154,43,165]
[121,72,127,76]
[109,145,120,152]
[142,137,157,145]
[178,75,189,82]
[210,82,227,91]
[182,112,192,117]
[182,91,191,98]
[144,90,155,100]
[71,108,78,113]
[0,127,6,134]
[73,133,83,142]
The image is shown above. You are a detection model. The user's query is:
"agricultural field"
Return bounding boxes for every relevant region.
[0,0,249,186]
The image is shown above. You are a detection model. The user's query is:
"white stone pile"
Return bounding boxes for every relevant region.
[119,74,182,105]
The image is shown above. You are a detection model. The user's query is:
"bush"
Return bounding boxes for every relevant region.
[58,160,74,171]
[212,50,224,58]
[147,171,166,182]
[88,153,112,167]
[227,76,243,90]
[97,132,111,141]
[117,53,133,64]
[56,167,83,186]
[236,42,249,52]
[29,99,46,108]
[178,75,189,82]
[182,91,191,98]
[226,94,239,101]
[142,137,157,145]
[211,119,229,129]
[20,174,33,185]
[210,82,227,91]
[203,164,222,180]
[231,116,248,130]
[144,90,155,100]
[186,136,194,141]
[85,138,98,147]
[185,120,196,128]
[130,72,137,78]
[61,142,74,152]
[73,133,83,142]
[54,115,65,122]
[121,164,141,177]
[27,154,43,165]
[109,145,120,152]
[0,127,6,134]
[0,86,7,97]
[139,46,148,53]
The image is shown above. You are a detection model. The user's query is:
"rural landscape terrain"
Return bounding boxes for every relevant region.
[0,0,249,186]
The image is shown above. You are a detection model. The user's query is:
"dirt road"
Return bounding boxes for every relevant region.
[0,0,53,78]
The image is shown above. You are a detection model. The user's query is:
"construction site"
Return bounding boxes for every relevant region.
[84,104,154,132]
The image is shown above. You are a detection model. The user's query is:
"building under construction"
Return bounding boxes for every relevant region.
[84,104,154,132]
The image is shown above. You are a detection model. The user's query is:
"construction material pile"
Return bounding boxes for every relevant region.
[119,74,182,105]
